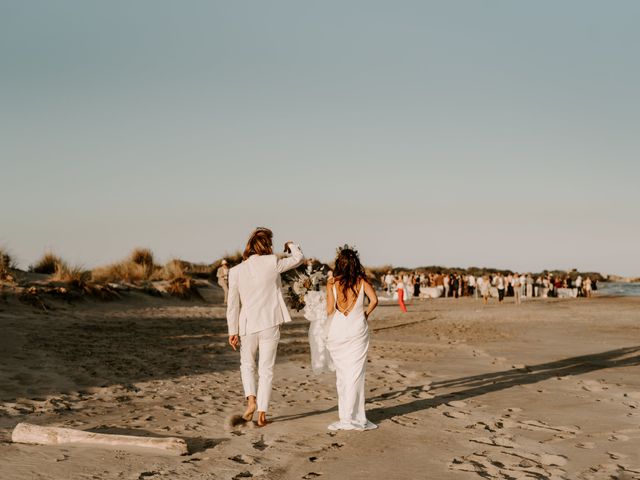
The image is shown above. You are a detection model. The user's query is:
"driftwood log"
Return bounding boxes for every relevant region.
[11,423,188,456]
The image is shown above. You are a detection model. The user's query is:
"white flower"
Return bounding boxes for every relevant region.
[293,281,307,296]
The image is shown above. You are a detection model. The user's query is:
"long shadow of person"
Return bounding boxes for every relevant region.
[273,345,640,424]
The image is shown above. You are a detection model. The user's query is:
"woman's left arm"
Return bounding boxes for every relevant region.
[363,280,378,320]
[326,278,336,316]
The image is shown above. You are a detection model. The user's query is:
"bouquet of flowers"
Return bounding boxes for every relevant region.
[286,270,326,311]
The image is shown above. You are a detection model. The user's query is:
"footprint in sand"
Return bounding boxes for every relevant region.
[517,419,579,436]
[469,435,519,449]
[450,449,568,479]
[575,442,596,449]
[229,455,256,465]
[607,451,628,460]
[232,472,253,479]
[252,436,268,451]
[389,414,420,427]
[443,410,469,419]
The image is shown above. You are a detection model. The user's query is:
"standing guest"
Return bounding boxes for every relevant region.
[584,277,593,298]
[384,271,394,295]
[413,272,421,297]
[480,275,491,304]
[494,273,506,303]
[506,273,514,297]
[542,276,550,298]
[592,278,598,293]
[452,274,460,299]
[217,259,230,305]
[576,275,583,297]
[467,274,476,297]
[402,272,411,302]
[535,276,543,297]
[475,275,483,300]
[513,274,522,305]
[443,273,451,298]
[526,274,534,298]
[396,275,408,312]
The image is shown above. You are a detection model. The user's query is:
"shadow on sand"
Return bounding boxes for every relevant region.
[1,302,312,403]
[273,345,640,424]
[86,426,225,454]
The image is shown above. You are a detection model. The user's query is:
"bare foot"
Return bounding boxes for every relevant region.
[242,396,257,421]
[257,411,268,427]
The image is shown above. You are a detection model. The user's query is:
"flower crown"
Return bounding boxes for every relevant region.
[336,244,359,257]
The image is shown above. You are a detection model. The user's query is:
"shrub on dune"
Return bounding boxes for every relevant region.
[130,248,154,269]
[31,252,66,274]
[92,262,148,284]
[157,259,186,281]
[52,263,90,286]
[0,249,16,281]
[91,248,157,284]
[167,276,203,300]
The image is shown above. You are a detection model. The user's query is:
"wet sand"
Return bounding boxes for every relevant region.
[1,289,639,479]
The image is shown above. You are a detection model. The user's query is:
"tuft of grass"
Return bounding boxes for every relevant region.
[31,252,65,274]
[52,263,90,286]
[130,248,154,268]
[91,248,158,284]
[167,276,203,300]
[157,259,186,281]
[92,262,148,284]
[0,248,16,282]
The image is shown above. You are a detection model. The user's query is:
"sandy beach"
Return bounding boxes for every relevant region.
[1,288,639,479]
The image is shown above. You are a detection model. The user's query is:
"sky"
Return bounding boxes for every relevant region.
[1,1,639,275]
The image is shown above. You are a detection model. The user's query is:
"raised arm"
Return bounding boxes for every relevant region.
[363,280,378,320]
[326,277,336,316]
[276,242,304,273]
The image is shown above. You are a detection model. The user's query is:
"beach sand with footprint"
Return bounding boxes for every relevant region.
[1,288,640,479]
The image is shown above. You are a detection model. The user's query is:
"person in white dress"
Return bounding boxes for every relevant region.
[226,227,304,427]
[325,247,379,431]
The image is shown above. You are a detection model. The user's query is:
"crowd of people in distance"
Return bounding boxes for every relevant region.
[381,271,598,311]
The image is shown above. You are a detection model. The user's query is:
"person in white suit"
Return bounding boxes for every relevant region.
[226,227,304,427]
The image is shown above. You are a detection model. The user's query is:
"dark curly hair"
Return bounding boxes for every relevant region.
[333,246,366,296]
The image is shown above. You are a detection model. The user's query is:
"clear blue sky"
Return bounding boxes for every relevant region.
[1,1,639,275]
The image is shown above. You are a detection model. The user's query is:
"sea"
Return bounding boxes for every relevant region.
[598,282,640,297]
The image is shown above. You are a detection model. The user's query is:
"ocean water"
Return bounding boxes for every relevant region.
[598,282,640,297]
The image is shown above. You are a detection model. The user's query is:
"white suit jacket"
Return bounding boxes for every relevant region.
[226,244,304,336]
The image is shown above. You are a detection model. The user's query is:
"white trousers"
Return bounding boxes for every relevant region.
[240,325,280,412]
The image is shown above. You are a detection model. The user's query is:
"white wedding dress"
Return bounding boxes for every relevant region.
[325,282,377,431]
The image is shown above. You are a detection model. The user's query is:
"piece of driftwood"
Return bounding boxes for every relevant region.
[11,423,188,456]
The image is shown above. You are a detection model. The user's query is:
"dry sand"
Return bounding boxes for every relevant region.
[1,287,639,479]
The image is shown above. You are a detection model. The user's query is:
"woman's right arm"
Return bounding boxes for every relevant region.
[326,278,336,316]
[363,280,378,319]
